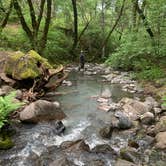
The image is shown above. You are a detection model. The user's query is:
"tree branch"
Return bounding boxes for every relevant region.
[102,0,126,49]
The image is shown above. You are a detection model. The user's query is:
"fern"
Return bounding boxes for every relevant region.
[0,91,24,129]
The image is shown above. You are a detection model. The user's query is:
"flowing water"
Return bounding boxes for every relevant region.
[0,70,134,166]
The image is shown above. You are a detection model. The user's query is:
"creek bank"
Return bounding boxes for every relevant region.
[0,63,166,165]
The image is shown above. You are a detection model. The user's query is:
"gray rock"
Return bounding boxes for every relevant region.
[120,98,150,121]
[115,111,132,130]
[99,125,114,138]
[101,86,112,98]
[120,147,139,163]
[20,100,66,123]
[60,139,90,152]
[154,116,166,133]
[49,157,75,166]
[0,85,14,96]
[91,144,116,154]
[155,131,166,149]
[87,159,105,166]
[154,107,162,115]
[118,116,132,130]
[140,112,155,125]
[115,159,137,166]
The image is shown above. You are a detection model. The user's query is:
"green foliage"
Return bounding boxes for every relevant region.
[0,91,23,129]
[134,67,165,81]
[162,96,166,107]
[44,29,73,63]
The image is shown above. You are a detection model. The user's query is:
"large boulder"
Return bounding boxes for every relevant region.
[155,132,166,149]
[20,100,66,123]
[120,98,150,120]
[115,111,132,130]
[0,50,52,80]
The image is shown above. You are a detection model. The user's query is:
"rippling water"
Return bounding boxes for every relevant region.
[0,70,133,166]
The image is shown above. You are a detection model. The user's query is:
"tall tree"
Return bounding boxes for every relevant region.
[13,0,52,54]
[0,0,14,31]
[71,0,78,53]
[102,0,126,51]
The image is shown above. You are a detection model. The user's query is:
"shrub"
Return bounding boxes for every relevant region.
[0,91,23,129]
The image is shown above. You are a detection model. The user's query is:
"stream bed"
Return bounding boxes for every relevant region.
[0,66,165,166]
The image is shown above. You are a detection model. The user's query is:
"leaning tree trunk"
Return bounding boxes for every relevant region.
[71,0,78,59]
[0,0,14,31]
[135,0,154,38]
[38,0,52,54]
[101,0,126,51]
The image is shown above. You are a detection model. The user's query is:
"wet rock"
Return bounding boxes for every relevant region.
[49,157,75,166]
[87,159,105,166]
[140,112,155,125]
[97,97,109,103]
[154,107,162,115]
[104,67,111,74]
[102,73,115,81]
[147,125,156,137]
[115,111,132,130]
[137,135,154,149]
[144,96,158,110]
[62,80,72,86]
[101,86,112,98]
[51,120,65,135]
[53,101,61,108]
[91,144,116,154]
[120,147,139,163]
[20,100,66,123]
[99,125,114,139]
[120,98,150,120]
[115,159,137,166]
[15,89,23,100]
[118,115,132,130]
[97,104,112,112]
[155,131,166,149]
[60,139,90,152]
[128,140,139,149]
[154,116,166,133]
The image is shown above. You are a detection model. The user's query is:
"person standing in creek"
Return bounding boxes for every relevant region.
[79,50,85,71]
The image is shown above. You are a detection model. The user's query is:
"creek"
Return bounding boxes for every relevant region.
[0,67,160,166]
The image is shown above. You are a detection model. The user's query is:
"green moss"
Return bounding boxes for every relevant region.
[28,50,52,69]
[20,69,39,79]
[0,135,14,150]
[3,50,53,80]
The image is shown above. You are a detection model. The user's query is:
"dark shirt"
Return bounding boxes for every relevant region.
[80,53,85,64]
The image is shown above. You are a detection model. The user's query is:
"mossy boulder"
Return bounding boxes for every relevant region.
[0,50,53,80]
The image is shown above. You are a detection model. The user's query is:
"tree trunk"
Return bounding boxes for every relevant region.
[39,0,52,54]
[101,0,105,58]
[0,0,14,31]
[131,0,137,29]
[13,0,34,48]
[135,0,154,38]
[71,0,78,54]
[102,0,126,51]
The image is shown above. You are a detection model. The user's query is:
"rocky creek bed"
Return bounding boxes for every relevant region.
[0,63,166,166]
